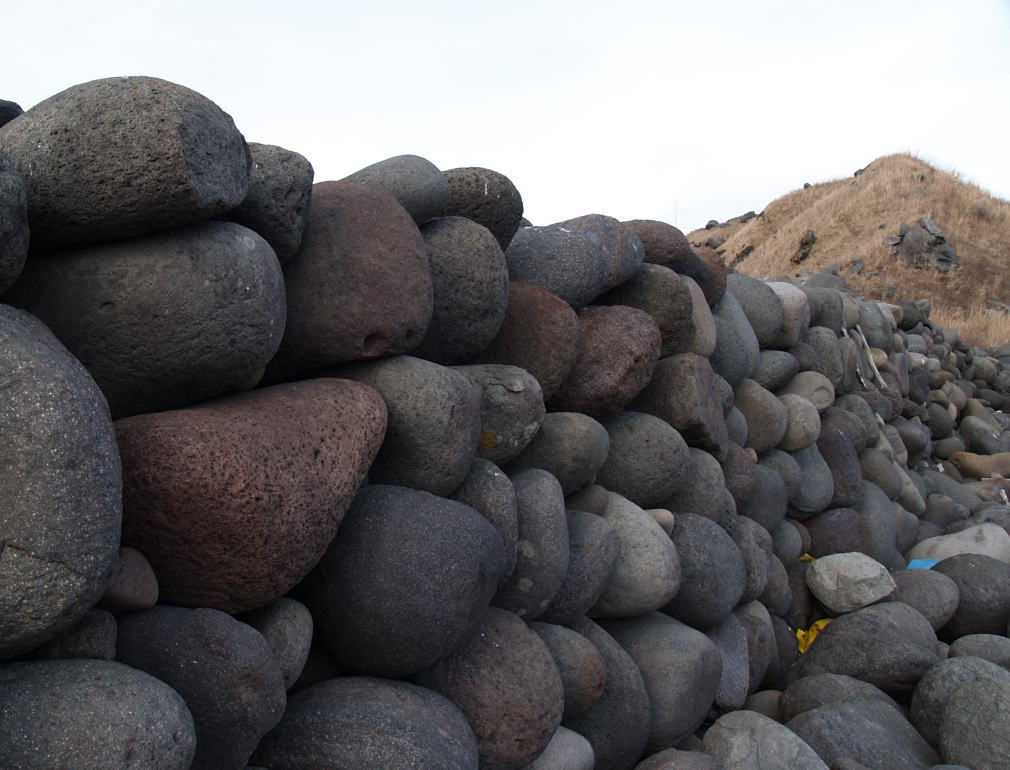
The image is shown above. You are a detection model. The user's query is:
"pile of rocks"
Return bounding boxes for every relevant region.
[2,76,1010,770]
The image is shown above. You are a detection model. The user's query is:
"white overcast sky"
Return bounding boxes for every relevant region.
[6,0,1009,232]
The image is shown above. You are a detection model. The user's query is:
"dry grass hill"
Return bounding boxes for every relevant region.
[688,153,1010,349]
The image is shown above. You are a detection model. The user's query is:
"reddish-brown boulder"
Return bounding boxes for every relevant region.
[265,181,432,378]
[115,378,386,612]
[474,281,580,400]
[549,305,662,418]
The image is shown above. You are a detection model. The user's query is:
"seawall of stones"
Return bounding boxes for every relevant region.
[3,76,1010,769]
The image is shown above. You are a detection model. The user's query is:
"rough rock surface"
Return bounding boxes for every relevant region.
[0,76,250,246]
[0,306,122,661]
[116,378,385,612]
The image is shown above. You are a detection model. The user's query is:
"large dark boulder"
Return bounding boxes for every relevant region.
[305,484,506,677]
[0,306,121,661]
[443,166,524,249]
[252,676,478,769]
[116,606,286,770]
[4,221,286,418]
[266,181,432,377]
[0,76,250,247]
[0,659,196,769]
[341,154,449,224]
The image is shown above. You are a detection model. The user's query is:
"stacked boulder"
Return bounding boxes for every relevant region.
[2,76,1010,770]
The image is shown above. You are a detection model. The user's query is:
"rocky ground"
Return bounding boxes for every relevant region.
[2,76,1010,770]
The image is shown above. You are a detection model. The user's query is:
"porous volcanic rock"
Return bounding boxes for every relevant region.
[116,378,386,613]
[265,181,432,376]
[595,411,691,508]
[0,152,28,293]
[340,153,449,224]
[0,76,250,247]
[0,306,121,661]
[4,221,286,418]
[444,166,524,249]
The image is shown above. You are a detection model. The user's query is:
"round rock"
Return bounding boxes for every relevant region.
[595,411,691,508]
[531,622,607,718]
[938,678,1010,770]
[805,552,896,614]
[5,221,286,418]
[711,291,761,388]
[493,468,569,620]
[237,598,314,691]
[505,222,610,308]
[735,379,789,453]
[0,659,196,770]
[251,676,478,769]
[0,75,250,247]
[663,512,747,629]
[116,606,286,770]
[602,612,721,752]
[933,554,1010,640]
[451,458,520,583]
[506,411,609,496]
[704,709,828,770]
[453,363,545,465]
[549,304,662,417]
[778,393,822,451]
[331,355,480,496]
[97,547,158,614]
[911,655,1010,746]
[0,306,121,661]
[539,509,620,625]
[340,153,449,224]
[416,607,564,769]
[227,141,313,262]
[889,568,960,632]
[590,493,681,618]
[527,726,595,770]
[412,216,510,363]
[269,181,432,377]
[556,213,645,292]
[443,166,524,249]
[726,273,785,348]
[307,484,505,676]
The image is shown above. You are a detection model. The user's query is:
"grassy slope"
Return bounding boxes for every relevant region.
[687,154,1010,348]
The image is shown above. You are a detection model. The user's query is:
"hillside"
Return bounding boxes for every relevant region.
[688,154,1010,348]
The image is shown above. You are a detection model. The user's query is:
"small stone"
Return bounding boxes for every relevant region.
[539,509,620,625]
[530,622,607,718]
[237,598,313,691]
[98,547,158,614]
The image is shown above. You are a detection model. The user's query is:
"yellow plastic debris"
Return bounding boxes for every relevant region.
[796,618,832,654]
[798,553,816,564]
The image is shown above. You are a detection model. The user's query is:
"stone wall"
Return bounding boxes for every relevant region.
[2,76,1010,770]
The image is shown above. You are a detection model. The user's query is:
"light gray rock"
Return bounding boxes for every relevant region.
[711,291,760,388]
[727,273,785,348]
[526,725,595,770]
[703,709,828,769]
[778,371,836,412]
[735,379,789,453]
[767,281,812,350]
[590,493,681,618]
[804,552,896,614]
[238,598,313,691]
[778,394,822,451]
[906,524,1010,565]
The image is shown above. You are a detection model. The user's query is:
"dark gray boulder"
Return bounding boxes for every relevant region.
[4,221,286,418]
[791,601,940,694]
[787,445,835,517]
[493,469,569,620]
[738,462,788,532]
[663,512,746,630]
[629,353,729,459]
[227,142,313,262]
[0,99,22,127]
[705,612,751,710]
[0,659,195,769]
[704,709,828,769]
[888,569,960,632]
[787,698,939,769]
[416,607,564,769]
[251,676,478,769]
[0,151,28,293]
[911,655,1010,747]
[413,216,510,363]
[938,678,1010,770]
[341,153,449,224]
[556,213,645,292]
[116,606,286,770]
[602,612,721,752]
[0,76,249,247]
[780,673,903,723]
[451,458,519,583]
[662,447,736,525]
[531,621,607,718]
[727,272,785,348]
[563,618,652,770]
[0,306,121,661]
[539,509,620,625]
[710,291,760,388]
[948,634,1010,671]
[753,349,801,392]
[506,411,609,495]
[443,166,524,249]
[453,363,545,465]
[933,554,1010,640]
[305,484,505,676]
[237,598,314,691]
[505,222,610,308]
[27,608,116,661]
[331,355,480,495]
[635,748,722,769]
[596,411,690,508]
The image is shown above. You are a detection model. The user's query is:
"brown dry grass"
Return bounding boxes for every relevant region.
[693,154,1010,348]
